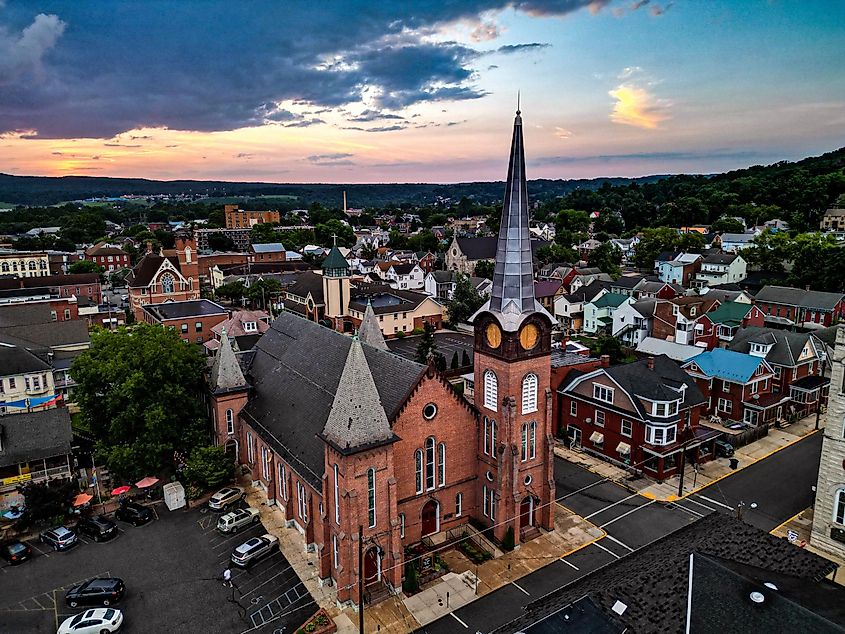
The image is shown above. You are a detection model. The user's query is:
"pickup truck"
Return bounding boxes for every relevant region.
[217,507,260,534]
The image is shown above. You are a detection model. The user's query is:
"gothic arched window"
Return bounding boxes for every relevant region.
[522,373,538,414]
[483,370,498,411]
[160,273,175,294]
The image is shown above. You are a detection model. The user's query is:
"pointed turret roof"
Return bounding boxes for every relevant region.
[321,336,395,453]
[321,237,349,275]
[210,329,247,394]
[471,108,554,331]
[358,300,388,351]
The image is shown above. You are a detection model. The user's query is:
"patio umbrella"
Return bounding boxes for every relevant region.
[111,485,131,496]
[73,493,93,507]
[135,476,160,489]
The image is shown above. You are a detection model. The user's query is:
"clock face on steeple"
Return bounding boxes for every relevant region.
[519,323,539,350]
[486,323,502,349]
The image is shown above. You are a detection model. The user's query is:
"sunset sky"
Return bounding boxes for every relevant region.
[1,1,843,184]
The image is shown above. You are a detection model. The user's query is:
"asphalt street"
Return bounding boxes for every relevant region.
[417,431,823,634]
[0,502,315,634]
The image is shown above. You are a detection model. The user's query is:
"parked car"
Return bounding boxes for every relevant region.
[715,439,735,458]
[40,526,78,551]
[65,577,125,608]
[115,500,153,526]
[231,533,278,567]
[58,608,123,634]
[77,515,118,542]
[0,541,32,565]
[217,507,260,534]
[208,486,245,511]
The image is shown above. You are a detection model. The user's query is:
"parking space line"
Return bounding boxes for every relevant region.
[593,541,620,559]
[672,502,704,518]
[684,497,717,512]
[29,542,50,558]
[236,559,291,595]
[30,597,45,610]
[211,525,264,550]
[599,499,657,528]
[512,581,530,596]
[77,536,91,544]
[696,494,734,511]
[604,534,634,552]
[560,558,579,570]
[240,566,294,599]
[583,493,641,520]
[450,612,470,628]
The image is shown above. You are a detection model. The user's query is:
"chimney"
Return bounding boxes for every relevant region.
[600,354,610,368]
[343,190,347,214]
[647,356,655,370]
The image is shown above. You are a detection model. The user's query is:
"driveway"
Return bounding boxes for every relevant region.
[0,501,315,634]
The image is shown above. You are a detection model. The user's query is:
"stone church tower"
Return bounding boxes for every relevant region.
[471,108,555,545]
[811,326,845,556]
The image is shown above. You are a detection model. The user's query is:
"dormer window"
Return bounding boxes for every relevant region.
[593,384,614,404]
[243,321,257,333]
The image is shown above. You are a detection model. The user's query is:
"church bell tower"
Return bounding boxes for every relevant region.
[472,108,555,545]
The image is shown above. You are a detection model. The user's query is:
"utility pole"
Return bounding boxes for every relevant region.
[815,352,828,431]
[358,524,364,634]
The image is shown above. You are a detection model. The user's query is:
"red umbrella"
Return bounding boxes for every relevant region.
[135,477,160,489]
[73,493,93,507]
[111,485,131,496]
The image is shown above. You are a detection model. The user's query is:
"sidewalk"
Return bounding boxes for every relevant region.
[770,507,845,587]
[242,477,602,634]
[555,412,822,503]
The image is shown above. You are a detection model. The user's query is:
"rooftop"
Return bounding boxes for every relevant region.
[142,299,227,321]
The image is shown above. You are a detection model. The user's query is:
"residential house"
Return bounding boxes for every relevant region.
[249,243,288,263]
[728,327,829,417]
[444,236,549,275]
[635,280,683,300]
[0,408,74,512]
[651,296,721,346]
[656,252,701,286]
[0,345,58,415]
[559,354,714,481]
[534,279,562,312]
[692,253,747,288]
[205,309,272,352]
[423,271,491,301]
[383,262,424,290]
[695,301,766,348]
[553,280,608,334]
[283,270,326,323]
[577,238,602,260]
[755,285,845,329]
[609,236,639,264]
[683,348,782,426]
[566,267,613,294]
[635,337,703,363]
[583,293,628,335]
[347,290,443,337]
[609,275,645,297]
[611,298,656,347]
[719,231,758,253]
[820,208,845,231]
[141,299,229,344]
[414,251,437,274]
[84,242,131,272]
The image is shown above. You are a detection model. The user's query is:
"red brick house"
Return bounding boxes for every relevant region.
[692,301,766,349]
[141,299,228,344]
[207,110,556,606]
[682,348,782,426]
[652,296,721,346]
[558,355,715,481]
[755,285,845,328]
[84,243,131,272]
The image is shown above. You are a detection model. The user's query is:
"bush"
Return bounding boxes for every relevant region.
[502,526,515,552]
[402,561,420,593]
[394,330,405,339]
[184,445,235,489]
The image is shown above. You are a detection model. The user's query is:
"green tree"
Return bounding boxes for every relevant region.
[18,480,78,529]
[473,259,495,279]
[675,232,706,251]
[407,230,440,253]
[555,209,591,235]
[70,324,207,479]
[214,280,246,303]
[710,216,746,233]
[207,232,237,251]
[535,242,578,266]
[315,219,355,247]
[447,273,485,325]
[591,335,626,364]
[245,278,282,310]
[587,242,622,277]
[450,351,459,369]
[69,259,103,275]
[414,322,446,368]
[632,227,680,269]
[184,445,235,489]
[60,210,107,245]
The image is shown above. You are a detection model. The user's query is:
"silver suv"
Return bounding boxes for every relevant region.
[231,533,278,567]
[208,486,244,511]
[217,507,260,534]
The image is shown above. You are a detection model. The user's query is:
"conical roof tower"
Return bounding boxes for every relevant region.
[358,300,388,351]
[210,329,247,394]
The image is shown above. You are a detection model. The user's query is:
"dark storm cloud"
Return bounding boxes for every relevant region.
[495,43,550,54]
[0,1,605,138]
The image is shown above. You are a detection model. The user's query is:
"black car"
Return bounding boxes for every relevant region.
[115,501,153,526]
[65,577,126,608]
[0,541,32,565]
[77,515,118,542]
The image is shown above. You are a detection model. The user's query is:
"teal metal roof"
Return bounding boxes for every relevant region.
[685,348,766,383]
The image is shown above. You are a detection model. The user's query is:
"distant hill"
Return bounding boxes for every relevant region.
[0,173,667,208]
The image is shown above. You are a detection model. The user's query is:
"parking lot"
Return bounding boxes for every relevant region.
[387,331,474,366]
[0,500,316,633]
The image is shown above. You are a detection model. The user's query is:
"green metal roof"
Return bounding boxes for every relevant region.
[704,301,751,327]
[592,292,628,309]
[321,245,348,272]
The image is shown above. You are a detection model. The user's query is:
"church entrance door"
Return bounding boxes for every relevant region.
[364,547,381,585]
[519,496,535,529]
[421,500,439,536]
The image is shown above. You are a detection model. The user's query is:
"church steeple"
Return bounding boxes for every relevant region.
[210,328,247,394]
[473,108,552,332]
[358,300,388,351]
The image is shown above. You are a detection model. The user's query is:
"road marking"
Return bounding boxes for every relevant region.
[584,493,641,520]
[604,534,634,552]
[212,525,264,550]
[238,563,294,598]
[450,612,470,628]
[684,497,717,512]
[53,590,58,631]
[77,536,90,544]
[696,494,734,511]
[31,596,45,610]
[672,502,704,518]
[560,558,579,570]
[599,499,657,528]
[29,542,51,558]
[512,581,530,596]
[593,541,620,559]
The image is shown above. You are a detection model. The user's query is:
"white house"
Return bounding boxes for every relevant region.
[611,298,656,347]
[656,253,701,286]
[583,292,628,334]
[692,253,747,288]
[385,262,424,290]
[553,280,608,333]
[719,231,759,253]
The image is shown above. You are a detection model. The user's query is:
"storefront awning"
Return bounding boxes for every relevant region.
[616,442,631,455]
[590,431,604,444]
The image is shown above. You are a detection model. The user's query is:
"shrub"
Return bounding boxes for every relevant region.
[402,561,420,593]
[502,526,515,552]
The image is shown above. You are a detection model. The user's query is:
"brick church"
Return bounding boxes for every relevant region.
[207,109,555,606]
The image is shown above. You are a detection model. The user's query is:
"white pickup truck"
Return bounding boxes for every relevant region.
[216,507,260,534]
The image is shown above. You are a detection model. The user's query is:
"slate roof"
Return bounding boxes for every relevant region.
[142,299,227,321]
[320,337,396,453]
[632,299,657,318]
[391,262,417,275]
[728,326,823,367]
[321,244,349,271]
[285,270,325,303]
[702,252,739,264]
[0,408,73,467]
[495,513,839,634]
[454,236,549,260]
[686,348,767,383]
[721,232,757,244]
[533,279,562,299]
[635,337,702,362]
[357,301,388,351]
[128,254,182,288]
[602,354,705,413]
[0,304,54,327]
[349,290,431,315]
[756,285,844,311]
[240,312,426,487]
[0,319,90,351]
[209,331,247,394]
[0,344,51,375]
[211,310,271,338]
[611,275,645,290]
[20,273,100,288]
[251,243,285,253]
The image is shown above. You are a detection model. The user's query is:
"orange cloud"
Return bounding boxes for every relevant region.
[608,83,671,129]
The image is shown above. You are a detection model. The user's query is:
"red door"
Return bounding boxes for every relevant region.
[364,548,380,585]
[421,500,438,536]
[520,496,534,529]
